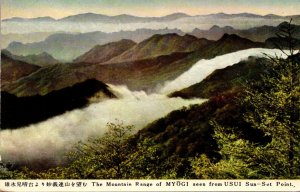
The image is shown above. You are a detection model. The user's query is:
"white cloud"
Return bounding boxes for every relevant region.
[159,48,288,94]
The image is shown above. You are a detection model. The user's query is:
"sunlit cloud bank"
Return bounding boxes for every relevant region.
[0,85,204,164]
[159,48,289,94]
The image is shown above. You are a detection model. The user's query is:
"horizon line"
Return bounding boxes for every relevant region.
[2,11,298,20]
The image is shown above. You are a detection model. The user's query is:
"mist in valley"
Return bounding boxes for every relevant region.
[0,48,289,166]
[2,17,290,35]
[0,84,204,165]
[159,48,289,94]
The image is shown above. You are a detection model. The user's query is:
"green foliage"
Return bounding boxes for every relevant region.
[191,153,255,179]
[15,120,195,179]
[0,163,14,179]
[240,55,299,178]
[13,122,133,179]
[65,121,135,179]
[192,24,300,179]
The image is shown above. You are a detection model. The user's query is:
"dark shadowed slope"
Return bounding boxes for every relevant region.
[106,34,213,63]
[265,37,300,49]
[1,79,115,129]
[1,51,41,84]
[74,39,136,64]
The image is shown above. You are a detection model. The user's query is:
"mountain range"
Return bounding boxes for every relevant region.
[1,32,57,49]
[6,28,184,61]
[2,33,265,97]
[2,13,190,23]
[190,22,300,41]
[6,22,299,62]
[3,12,299,23]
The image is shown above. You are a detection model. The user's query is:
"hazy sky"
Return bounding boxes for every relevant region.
[2,0,300,19]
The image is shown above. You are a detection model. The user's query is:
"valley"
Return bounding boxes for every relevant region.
[1,4,299,179]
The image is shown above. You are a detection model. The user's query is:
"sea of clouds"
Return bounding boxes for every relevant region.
[1,17,288,34]
[0,48,290,166]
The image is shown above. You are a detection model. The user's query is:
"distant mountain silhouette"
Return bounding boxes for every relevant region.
[1,32,55,49]
[74,39,136,64]
[2,16,55,22]
[59,12,192,23]
[2,13,191,23]
[190,22,300,42]
[1,51,41,84]
[3,12,299,23]
[1,79,115,129]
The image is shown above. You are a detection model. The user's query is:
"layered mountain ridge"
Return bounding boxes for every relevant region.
[6,22,298,62]
[190,21,300,41]
[6,28,184,61]
[2,33,265,97]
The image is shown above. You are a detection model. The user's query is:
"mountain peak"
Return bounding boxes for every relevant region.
[183,34,198,39]
[152,33,180,38]
[7,41,24,49]
[220,33,241,40]
[164,12,190,17]
[76,12,106,17]
[107,32,213,63]
[210,25,221,30]
[215,12,227,16]
[74,39,136,64]
[264,13,280,17]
